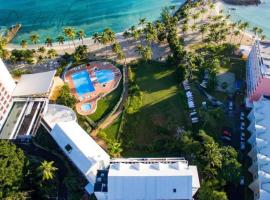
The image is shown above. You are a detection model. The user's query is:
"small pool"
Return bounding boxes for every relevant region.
[81,103,92,112]
[71,70,95,97]
[95,69,115,84]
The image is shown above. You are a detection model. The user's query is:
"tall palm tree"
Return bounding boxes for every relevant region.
[37,160,58,181]
[239,22,249,44]
[56,35,65,45]
[104,28,116,43]
[92,32,101,44]
[138,17,147,27]
[122,31,130,39]
[77,29,86,45]
[143,45,153,61]
[29,33,39,45]
[199,25,207,41]
[20,40,27,49]
[63,27,76,47]
[45,37,53,47]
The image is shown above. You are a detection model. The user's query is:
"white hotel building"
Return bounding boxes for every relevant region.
[246,41,270,104]
[0,59,16,129]
[247,96,270,200]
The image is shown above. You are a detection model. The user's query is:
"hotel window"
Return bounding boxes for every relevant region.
[65,144,72,153]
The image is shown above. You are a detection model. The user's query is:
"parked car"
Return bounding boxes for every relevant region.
[240,176,244,186]
[223,130,232,137]
[221,136,231,142]
[228,101,233,111]
[241,132,245,138]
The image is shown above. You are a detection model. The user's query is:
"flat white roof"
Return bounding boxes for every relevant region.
[108,161,200,200]
[50,121,110,184]
[12,70,56,97]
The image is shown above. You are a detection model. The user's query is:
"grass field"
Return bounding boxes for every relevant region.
[87,77,123,122]
[120,61,189,157]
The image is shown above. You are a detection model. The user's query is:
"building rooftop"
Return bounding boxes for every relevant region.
[50,121,110,185]
[107,160,200,200]
[12,70,56,97]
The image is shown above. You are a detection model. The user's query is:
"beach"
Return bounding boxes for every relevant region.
[6,0,256,64]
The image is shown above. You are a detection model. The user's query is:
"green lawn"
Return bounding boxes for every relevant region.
[120,61,189,157]
[103,114,122,140]
[87,77,123,122]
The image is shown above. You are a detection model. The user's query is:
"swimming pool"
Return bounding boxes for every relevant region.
[71,70,95,97]
[81,103,92,112]
[95,69,115,84]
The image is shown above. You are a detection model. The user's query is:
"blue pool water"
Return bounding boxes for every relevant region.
[71,70,95,97]
[0,0,184,44]
[81,103,92,112]
[96,70,115,84]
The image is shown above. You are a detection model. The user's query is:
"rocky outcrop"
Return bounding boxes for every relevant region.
[223,0,261,5]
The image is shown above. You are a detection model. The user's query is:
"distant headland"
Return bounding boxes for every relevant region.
[222,0,261,5]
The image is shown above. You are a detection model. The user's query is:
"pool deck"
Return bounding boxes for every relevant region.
[65,61,122,115]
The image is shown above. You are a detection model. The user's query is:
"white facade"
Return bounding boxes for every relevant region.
[96,158,200,200]
[247,97,270,200]
[50,121,110,185]
[0,59,15,129]
[246,41,270,103]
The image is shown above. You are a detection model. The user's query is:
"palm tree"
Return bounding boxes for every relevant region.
[239,22,249,44]
[191,24,197,33]
[77,29,86,45]
[261,34,267,41]
[45,37,53,47]
[56,35,65,45]
[20,40,27,49]
[199,25,207,41]
[63,27,76,47]
[122,31,130,40]
[143,45,153,61]
[136,44,144,57]
[138,17,147,27]
[233,30,240,43]
[92,32,101,44]
[47,49,58,59]
[38,46,46,54]
[108,141,123,158]
[104,28,116,43]
[37,160,58,181]
[29,33,39,45]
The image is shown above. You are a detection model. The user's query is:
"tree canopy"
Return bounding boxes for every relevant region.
[0,140,29,199]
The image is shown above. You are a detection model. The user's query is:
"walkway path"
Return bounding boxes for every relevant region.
[91,65,129,149]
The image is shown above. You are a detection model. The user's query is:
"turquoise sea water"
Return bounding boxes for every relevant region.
[0,0,183,44]
[222,0,270,38]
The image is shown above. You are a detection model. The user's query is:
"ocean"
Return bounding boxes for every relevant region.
[222,0,270,38]
[0,0,184,44]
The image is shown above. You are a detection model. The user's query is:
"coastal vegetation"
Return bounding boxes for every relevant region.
[0,0,264,199]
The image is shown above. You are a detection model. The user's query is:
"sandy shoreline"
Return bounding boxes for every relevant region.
[6,0,254,59]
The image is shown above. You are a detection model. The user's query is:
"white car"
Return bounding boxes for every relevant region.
[229,101,233,111]
[240,176,244,186]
